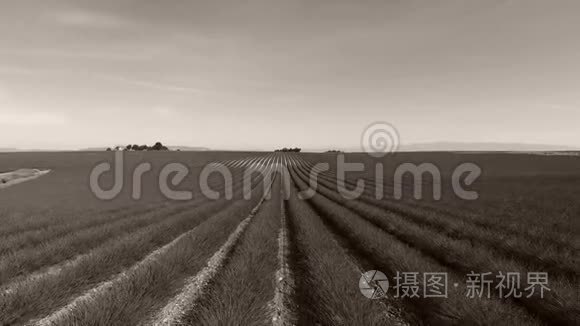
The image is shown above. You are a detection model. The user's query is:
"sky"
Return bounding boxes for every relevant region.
[0,0,579,151]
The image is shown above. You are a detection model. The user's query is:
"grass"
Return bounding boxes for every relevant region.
[0,162,269,325]
[0,151,577,325]
[285,174,404,325]
[0,172,257,286]
[294,160,578,279]
[179,177,281,326]
[290,156,578,325]
[0,194,229,325]
[44,176,267,326]
[289,161,542,325]
[297,157,578,247]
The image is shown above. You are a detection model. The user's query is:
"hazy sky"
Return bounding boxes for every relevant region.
[0,0,579,150]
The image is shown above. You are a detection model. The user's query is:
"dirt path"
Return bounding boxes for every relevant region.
[0,169,51,189]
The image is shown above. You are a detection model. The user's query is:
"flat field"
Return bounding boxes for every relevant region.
[0,151,578,325]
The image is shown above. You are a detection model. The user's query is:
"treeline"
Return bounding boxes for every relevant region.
[107,142,169,151]
[274,147,302,152]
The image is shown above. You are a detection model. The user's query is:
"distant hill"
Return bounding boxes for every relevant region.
[0,148,62,152]
[78,147,109,151]
[398,142,580,152]
[307,142,579,153]
[167,146,210,151]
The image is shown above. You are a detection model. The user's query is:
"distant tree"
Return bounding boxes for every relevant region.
[151,141,168,151]
[105,143,172,151]
[274,147,301,152]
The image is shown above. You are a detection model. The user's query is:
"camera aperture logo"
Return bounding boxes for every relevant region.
[359,270,389,299]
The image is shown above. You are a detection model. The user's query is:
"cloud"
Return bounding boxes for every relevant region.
[0,48,151,61]
[103,75,206,94]
[0,112,69,126]
[152,106,175,117]
[0,66,205,95]
[49,9,130,29]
